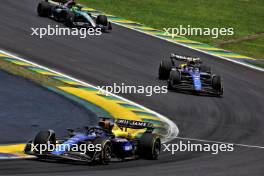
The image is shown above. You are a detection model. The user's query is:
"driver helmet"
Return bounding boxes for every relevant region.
[186,58,195,66]
[98,119,114,131]
[65,0,76,7]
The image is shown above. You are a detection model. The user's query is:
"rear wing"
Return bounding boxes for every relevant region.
[115,119,154,132]
[170,53,202,63]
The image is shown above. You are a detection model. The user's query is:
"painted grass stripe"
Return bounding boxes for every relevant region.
[58,86,144,121]
[202,47,231,53]
[156,35,184,40]
[132,27,161,32]
[4,60,33,66]
[47,86,111,118]
[111,19,139,24]
[27,67,59,76]
[82,8,101,13]
[118,103,144,110]
[2,57,18,61]
[0,54,10,57]
[150,31,186,39]
[97,94,121,101]
[184,43,218,48]
[133,110,159,118]
[174,40,201,44]
[115,22,143,26]
[2,58,34,66]
[53,76,84,86]
[76,86,98,92]
[189,46,223,51]
[207,52,255,60]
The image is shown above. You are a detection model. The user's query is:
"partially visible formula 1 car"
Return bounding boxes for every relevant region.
[37,0,112,32]
[159,54,223,96]
[24,118,161,164]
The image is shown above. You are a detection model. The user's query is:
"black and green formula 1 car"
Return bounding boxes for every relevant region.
[37,0,112,32]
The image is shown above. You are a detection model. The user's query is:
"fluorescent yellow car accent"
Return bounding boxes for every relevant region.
[57,86,157,136]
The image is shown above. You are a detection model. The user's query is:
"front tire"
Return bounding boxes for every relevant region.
[65,11,75,27]
[37,2,51,17]
[33,130,56,158]
[168,70,181,90]
[159,60,172,80]
[139,133,161,160]
[108,22,112,30]
[212,75,223,95]
[96,15,108,26]
[92,138,112,165]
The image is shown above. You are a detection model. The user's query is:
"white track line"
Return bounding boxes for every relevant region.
[0,49,179,143]
[110,22,264,72]
[176,137,264,149]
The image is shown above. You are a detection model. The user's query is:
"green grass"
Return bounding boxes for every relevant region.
[223,37,264,60]
[78,0,264,59]
[0,59,67,87]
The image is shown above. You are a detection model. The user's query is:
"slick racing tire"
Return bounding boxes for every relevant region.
[159,60,172,80]
[200,65,211,74]
[139,133,161,160]
[96,15,108,26]
[168,70,181,90]
[37,1,52,17]
[65,11,75,27]
[92,138,112,165]
[108,22,113,30]
[212,75,223,95]
[33,130,56,158]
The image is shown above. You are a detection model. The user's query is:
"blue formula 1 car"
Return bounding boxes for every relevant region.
[24,118,161,164]
[159,54,223,96]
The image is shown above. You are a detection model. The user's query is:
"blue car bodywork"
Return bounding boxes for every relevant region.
[182,67,202,91]
[168,66,223,96]
[24,119,161,164]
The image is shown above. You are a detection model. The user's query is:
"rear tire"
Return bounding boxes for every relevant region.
[96,15,108,26]
[37,2,51,17]
[159,60,172,80]
[139,133,161,160]
[212,75,223,95]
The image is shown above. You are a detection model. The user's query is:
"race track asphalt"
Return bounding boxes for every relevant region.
[0,69,96,144]
[0,0,263,175]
